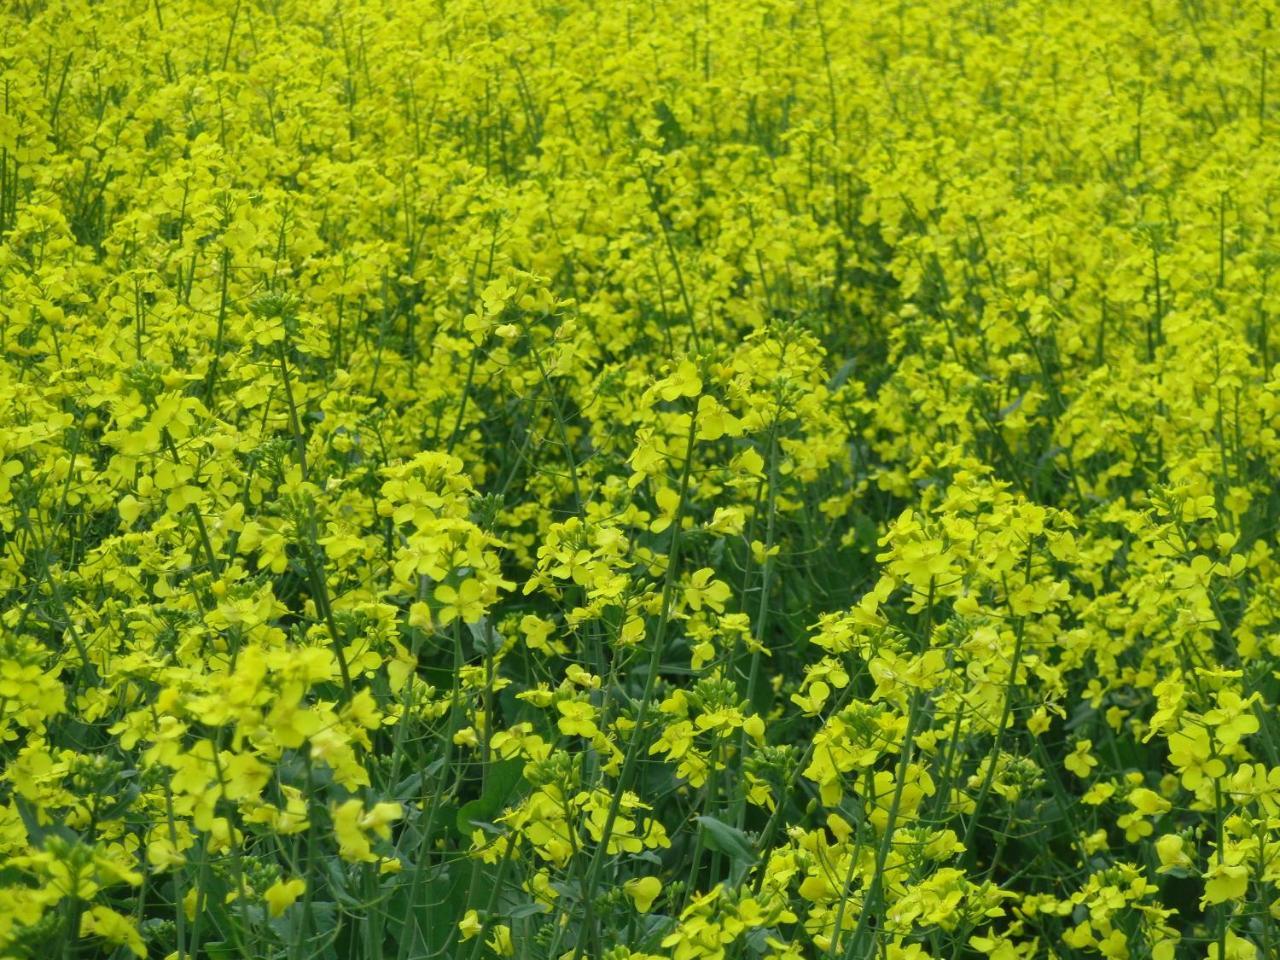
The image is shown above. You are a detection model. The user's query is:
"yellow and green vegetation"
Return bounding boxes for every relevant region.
[2,0,1280,957]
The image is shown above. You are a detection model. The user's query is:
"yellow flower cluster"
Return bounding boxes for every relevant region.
[1,0,1279,958]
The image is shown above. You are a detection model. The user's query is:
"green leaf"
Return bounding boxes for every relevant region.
[387,866,466,955]
[694,815,757,865]
[14,796,77,846]
[506,901,550,920]
[468,617,502,655]
[455,758,524,836]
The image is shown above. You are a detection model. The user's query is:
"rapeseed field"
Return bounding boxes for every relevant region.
[2,1,1279,957]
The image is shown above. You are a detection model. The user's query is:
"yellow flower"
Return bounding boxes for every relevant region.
[434,579,487,624]
[1202,860,1250,906]
[624,876,662,913]
[556,699,599,738]
[79,906,145,958]
[1168,724,1227,790]
[1207,930,1257,960]
[458,909,483,941]
[487,923,514,956]
[1204,691,1259,747]
[332,799,401,863]
[1064,740,1098,778]
[1127,787,1170,816]
[263,878,306,917]
[695,395,741,441]
[1155,835,1192,874]
[656,360,702,401]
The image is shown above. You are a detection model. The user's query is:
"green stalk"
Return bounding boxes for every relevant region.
[563,405,701,960]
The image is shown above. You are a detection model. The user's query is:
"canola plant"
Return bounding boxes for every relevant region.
[1,1,1279,958]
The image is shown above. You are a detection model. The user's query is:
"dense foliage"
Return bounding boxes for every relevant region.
[2,1,1279,958]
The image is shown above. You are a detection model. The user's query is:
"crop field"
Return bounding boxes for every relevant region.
[1,0,1279,958]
